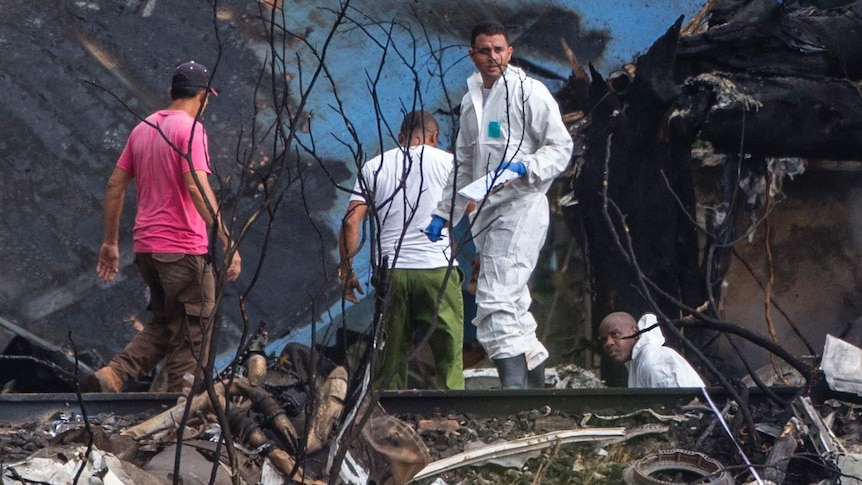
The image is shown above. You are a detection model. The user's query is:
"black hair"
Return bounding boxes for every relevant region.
[399,110,438,138]
[170,87,203,100]
[470,20,509,47]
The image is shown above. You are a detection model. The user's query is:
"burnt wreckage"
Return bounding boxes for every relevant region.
[4,1,862,483]
[560,0,862,386]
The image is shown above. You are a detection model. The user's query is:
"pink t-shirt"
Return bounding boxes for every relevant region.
[116,110,211,254]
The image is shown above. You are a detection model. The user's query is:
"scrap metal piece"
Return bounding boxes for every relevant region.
[361,406,431,485]
[305,365,348,454]
[410,428,627,482]
[793,395,847,457]
[580,407,689,426]
[762,417,803,485]
[122,380,228,440]
[227,403,324,484]
[246,353,267,387]
[623,448,734,485]
[232,378,299,452]
[624,424,671,441]
[2,445,156,484]
[0,316,94,392]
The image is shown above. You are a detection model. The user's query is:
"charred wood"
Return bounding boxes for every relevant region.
[679,73,862,160]
[677,0,862,80]
[709,0,782,25]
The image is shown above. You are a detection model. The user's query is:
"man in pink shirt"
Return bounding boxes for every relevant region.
[90,61,241,393]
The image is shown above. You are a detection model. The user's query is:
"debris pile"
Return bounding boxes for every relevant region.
[5,377,862,483]
[405,391,862,484]
[2,342,430,485]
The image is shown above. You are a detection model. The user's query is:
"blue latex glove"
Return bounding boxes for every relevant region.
[423,215,446,242]
[495,161,527,177]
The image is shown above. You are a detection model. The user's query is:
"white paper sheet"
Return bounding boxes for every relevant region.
[457,169,521,202]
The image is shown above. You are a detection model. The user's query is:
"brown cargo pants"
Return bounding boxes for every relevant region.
[108,253,215,392]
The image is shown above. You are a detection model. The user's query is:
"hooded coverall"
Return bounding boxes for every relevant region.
[627,314,705,388]
[434,65,573,371]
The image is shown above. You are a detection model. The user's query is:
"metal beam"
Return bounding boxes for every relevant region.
[0,386,805,424]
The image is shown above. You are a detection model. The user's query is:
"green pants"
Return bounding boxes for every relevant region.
[374,267,465,390]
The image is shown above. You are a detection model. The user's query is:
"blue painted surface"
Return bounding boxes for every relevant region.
[281,0,704,231]
[575,1,706,66]
[220,0,706,366]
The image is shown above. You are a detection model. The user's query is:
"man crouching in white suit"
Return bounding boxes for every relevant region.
[599,312,705,388]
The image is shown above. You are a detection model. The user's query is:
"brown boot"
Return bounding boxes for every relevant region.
[88,366,123,393]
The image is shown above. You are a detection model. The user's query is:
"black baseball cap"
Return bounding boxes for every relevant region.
[171,61,218,96]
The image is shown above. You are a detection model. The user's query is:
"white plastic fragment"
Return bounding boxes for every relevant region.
[821,334,862,396]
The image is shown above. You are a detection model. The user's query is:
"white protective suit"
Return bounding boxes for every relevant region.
[434,66,573,369]
[627,314,705,388]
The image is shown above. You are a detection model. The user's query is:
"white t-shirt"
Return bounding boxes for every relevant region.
[350,144,457,269]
